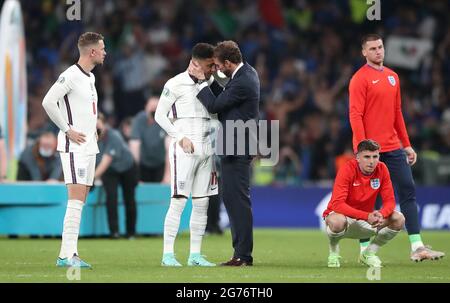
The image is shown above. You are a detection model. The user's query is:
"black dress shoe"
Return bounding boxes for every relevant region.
[220,257,253,266]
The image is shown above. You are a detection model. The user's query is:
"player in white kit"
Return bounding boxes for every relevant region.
[155,43,223,266]
[42,32,106,268]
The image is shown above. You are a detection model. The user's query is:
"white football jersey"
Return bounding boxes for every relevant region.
[43,64,99,154]
[155,71,218,143]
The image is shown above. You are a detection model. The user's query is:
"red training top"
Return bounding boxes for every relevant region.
[349,64,411,153]
[323,159,396,220]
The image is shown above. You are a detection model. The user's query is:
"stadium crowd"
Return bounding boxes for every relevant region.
[18,0,450,186]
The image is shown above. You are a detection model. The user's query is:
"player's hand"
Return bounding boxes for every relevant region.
[367,211,382,226]
[66,129,86,144]
[179,137,194,154]
[404,146,417,166]
[375,217,386,229]
[188,60,205,80]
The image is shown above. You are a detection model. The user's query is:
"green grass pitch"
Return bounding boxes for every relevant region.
[1,229,449,283]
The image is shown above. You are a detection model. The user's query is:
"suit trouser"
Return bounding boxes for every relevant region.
[207,194,222,232]
[102,164,138,236]
[380,149,419,234]
[221,156,253,262]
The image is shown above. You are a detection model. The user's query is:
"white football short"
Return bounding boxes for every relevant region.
[325,211,402,239]
[342,216,378,239]
[60,152,96,186]
[169,140,218,198]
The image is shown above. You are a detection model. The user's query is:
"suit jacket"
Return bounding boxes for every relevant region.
[197,63,260,157]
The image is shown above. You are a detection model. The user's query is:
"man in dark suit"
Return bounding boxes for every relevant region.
[189,40,260,266]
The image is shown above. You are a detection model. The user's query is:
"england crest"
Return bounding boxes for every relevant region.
[387,75,396,86]
[370,178,380,189]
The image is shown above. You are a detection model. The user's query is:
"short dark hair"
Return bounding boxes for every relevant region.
[78,32,104,49]
[357,139,380,153]
[192,43,214,60]
[214,40,242,64]
[361,34,382,48]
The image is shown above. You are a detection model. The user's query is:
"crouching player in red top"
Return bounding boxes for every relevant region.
[323,139,405,268]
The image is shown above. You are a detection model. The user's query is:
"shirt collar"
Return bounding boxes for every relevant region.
[231,62,244,79]
[183,71,198,84]
[365,63,384,72]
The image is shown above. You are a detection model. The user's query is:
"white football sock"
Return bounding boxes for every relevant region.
[59,200,84,259]
[163,197,187,254]
[189,197,209,255]
[366,227,399,253]
[326,226,345,254]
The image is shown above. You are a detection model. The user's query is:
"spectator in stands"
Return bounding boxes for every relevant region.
[0,125,7,182]
[95,113,138,239]
[20,0,450,186]
[129,97,167,182]
[16,131,62,182]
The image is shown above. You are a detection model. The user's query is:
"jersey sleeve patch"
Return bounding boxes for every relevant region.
[163,87,170,97]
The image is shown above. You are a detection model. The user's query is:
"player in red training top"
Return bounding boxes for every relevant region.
[323,139,405,268]
[349,34,444,262]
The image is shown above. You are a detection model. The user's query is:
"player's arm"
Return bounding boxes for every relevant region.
[42,74,85,144]
[348,75,367,153]
[155,85,194,153]
[393,76,416,165]
[330,165,370,220]
[378,164,396,219]
[393,75,411,148]
[42,76,71,134]
[197,81,247,113]
[154,85,184,142]
[94,154,113,179]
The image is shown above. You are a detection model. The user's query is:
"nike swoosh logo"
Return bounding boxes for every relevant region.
[372,80,379,84]
[211,186,218,190]
[353,183,361,186]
